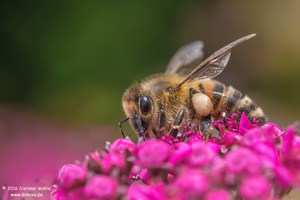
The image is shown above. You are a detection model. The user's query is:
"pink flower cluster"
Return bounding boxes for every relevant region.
[52,113,300,200]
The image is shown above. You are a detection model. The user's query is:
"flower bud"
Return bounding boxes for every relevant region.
[84,175,118,199]
[57,164,86,189]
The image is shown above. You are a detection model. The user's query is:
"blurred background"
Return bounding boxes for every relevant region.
[0,0,300,197]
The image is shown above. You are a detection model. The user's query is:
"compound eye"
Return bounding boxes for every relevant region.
[139,95,152,114]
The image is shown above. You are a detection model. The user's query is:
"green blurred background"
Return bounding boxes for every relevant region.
[1,0,300,138]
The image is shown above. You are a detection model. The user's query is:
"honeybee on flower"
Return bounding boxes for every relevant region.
[121,34,266,139]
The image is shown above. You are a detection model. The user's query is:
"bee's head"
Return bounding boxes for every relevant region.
[122,83,154,136]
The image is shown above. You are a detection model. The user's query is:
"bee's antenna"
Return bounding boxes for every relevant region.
[118,117,129,138]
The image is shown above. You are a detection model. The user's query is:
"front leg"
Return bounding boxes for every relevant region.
[169,108,185,137]
[118,117,129,138]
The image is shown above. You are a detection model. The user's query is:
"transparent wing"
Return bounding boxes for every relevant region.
[188,52,231,80]
[173,34,256,91]
[165,41,204,75]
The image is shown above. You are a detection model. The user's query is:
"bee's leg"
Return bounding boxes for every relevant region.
[159,109,166,129]
[136,130,147,142]
[188,88,200,130]
[155,109,166,137]
[169,108,185,137]
[189,86,213,140]
[131,114,148,141]
[137,136,145,144]
[200,114,212,140]
[137,133,147,142]
[118,117,129,138]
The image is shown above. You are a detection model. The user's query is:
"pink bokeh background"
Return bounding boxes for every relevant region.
[0,107,113,199]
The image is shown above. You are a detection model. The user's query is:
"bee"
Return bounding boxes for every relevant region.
[120,34,266,139]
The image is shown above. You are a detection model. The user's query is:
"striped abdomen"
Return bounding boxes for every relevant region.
[196,79,266,125]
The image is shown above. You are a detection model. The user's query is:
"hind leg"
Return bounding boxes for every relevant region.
[189,87,213,138]
[200,114,212,140]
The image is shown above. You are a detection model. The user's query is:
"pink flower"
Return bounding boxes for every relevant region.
[209,157,226,185]
[205,189,231,200]
[57,164,86,189]
[137,140,170,168]
[239,175,271,200]
[239,113,254,135]
[53,112,300,200]
[129,164,141,180]
[127,183,167,200]
[254,142,278,169]
[261,122,284,138]
[168,142,192,165]
[281,125,296,160]
[274,166,293,189]
[139,168,152,184]
[187,134,203,144]
[225,147,261,175]
[84,175,118,199]
[221,131,239,146]
[187,142,216,167]
[84,152,102,173]
[172,170,210,199]
[101,152,126,173]
[206,141,221,153]
[242,127,261,146]
[110,138,136,153]
[161,135,179,144]
[226,113,239,132]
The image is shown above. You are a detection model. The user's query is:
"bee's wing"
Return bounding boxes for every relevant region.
[165,41,204,75]
[173,34,256,91]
